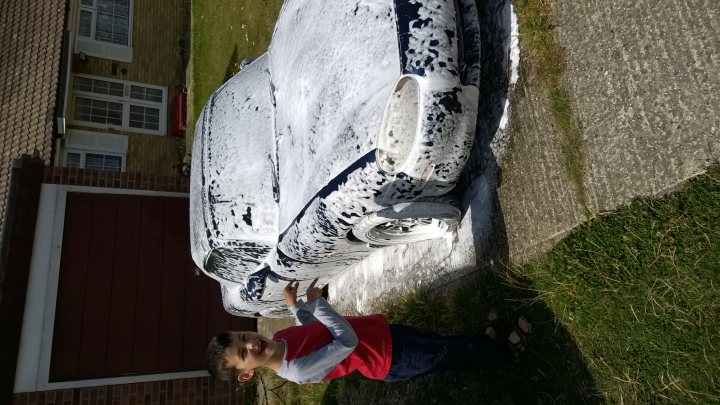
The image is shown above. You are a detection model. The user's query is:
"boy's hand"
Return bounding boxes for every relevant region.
[283,280,299,307]
[306,278,322,303]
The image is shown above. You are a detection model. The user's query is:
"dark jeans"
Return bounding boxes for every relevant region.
[382,323,513,382]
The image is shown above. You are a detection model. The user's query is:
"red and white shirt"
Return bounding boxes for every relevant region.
[273,298,392,384]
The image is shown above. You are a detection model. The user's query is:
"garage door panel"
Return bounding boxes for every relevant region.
[50,193,93,381]
[158,198,189,371]
[182,253,208,369]
[77,195,117,378]
[50,192,254,381]
[106,195,143,376]
[131,197,165,373]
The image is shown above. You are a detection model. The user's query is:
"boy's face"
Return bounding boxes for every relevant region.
[223,331,280,380]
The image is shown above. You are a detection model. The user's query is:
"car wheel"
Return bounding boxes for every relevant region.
[352,201,460,246]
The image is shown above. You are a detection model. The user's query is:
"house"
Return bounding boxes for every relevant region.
[0,1,255,403]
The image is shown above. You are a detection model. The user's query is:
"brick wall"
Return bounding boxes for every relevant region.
[67,0,190,176]
[71,0,188,95]
[126,134,184,176]
[44,166,189,193]
[12,377,249,405]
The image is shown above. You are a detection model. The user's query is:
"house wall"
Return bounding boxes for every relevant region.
[12,378,249,405]
[126,134,184,175]
[67,0,190,176]
[70,0,188,91]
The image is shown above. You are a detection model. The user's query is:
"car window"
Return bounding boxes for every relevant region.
[200,53,279,243]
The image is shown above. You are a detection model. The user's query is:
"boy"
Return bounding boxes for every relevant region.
[206,279,531,384]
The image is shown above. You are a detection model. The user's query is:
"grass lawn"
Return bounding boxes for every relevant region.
[264,165,720,404]
[188,0,283,150]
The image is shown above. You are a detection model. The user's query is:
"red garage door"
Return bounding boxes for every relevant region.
[49,192,254,382]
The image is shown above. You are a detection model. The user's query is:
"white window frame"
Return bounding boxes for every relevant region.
[70,75,167,135]
[74,0,134,62]
[14,185,200,393]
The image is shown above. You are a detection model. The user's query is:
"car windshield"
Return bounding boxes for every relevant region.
[198,53,279,243]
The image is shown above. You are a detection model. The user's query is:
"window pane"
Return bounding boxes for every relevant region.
[75,77,125,98]
[86,153,122,172]
[92,80,109,95]
[73,97,92,122]
[109,82,124,97]
[73,97,92,121]
[113,32,128,45]
[78,10,92,37]
[66,153,82,168]
[130,86,163,103]
[91,105,107,122]
[104,155,122,171]
[95,0,130,45]
[85,153,105,170]
[130,86,144,100]
[80,0,94,6]
[128,105,160,130]
[146,88,163,103]
[96,28,112,43]
[75,97,123,126]
[73,77,93,93]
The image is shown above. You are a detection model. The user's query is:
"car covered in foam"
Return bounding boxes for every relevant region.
[190,0,481,317]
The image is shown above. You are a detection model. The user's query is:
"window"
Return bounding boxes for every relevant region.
[71,75,166,134]
[74,97,124,126]
[65,151,124,172]
[75,0,133,62]
[62,130,128,172]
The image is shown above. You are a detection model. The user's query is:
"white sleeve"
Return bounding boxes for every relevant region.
[289,299,319,325]
[279,298,359,384]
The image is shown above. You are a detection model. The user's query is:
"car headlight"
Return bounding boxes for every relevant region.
[376,76,420,174]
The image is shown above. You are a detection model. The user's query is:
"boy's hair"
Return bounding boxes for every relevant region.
[206,332,238,381]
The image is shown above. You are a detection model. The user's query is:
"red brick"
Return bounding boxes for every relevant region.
[12,393,28,405]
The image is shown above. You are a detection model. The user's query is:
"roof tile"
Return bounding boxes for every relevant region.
[0,0,64,231]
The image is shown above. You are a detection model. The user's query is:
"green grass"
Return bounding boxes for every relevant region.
[515,0,591,216]
[255,368,329,405]
[276,165,720,404]
[515,165,720,403]
[189,0,283,148]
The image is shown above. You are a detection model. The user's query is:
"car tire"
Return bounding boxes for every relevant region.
[352,201,461,246]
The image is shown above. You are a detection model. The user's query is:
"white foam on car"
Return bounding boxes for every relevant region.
[269,0,401,230]
[330,3,521,314]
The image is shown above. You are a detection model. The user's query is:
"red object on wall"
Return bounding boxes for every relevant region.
[170,88,187,137]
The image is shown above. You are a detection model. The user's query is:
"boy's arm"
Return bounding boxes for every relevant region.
[281,297,359,384]
[279,280,359,384]
[290,300,319,325]
[308,297,358,347]
[284,280,356,345]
